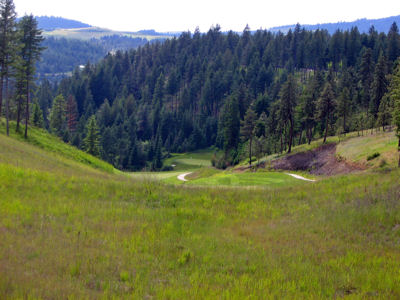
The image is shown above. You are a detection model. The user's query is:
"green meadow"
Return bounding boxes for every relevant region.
[1,122,400,298]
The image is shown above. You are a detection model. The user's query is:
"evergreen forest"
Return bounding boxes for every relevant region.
[11,23,400,170]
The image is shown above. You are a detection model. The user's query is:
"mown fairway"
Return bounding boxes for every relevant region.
[1,124,400,298]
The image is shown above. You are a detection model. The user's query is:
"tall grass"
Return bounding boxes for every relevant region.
[1,126,400,298]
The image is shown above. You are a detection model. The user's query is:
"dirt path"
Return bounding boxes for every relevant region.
[286,173,316,182]
[177,172,193,182]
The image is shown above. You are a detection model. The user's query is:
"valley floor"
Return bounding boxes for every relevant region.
[1,124,400,298]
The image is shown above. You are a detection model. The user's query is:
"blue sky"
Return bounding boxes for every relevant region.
[14,0,400,32]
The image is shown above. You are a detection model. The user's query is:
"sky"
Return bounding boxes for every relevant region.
[14,0,400,32]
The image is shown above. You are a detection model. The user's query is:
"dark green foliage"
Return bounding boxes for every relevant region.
[32,100,44,128]
[388,60,400,166]
[318,82,336,143]
[387,22,400,63]
[0,0,17,135]
[367,152,380,161]
[30,23,400,170]
[240,106,257,166]
[83,115,101,157]
[15,14,45,138]
[377,95,392,130]
[371,54,388,118]
[279,74,297,153]
[49,94,67,137]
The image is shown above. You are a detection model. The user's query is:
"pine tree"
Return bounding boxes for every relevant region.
[222,94,240,152]
[66,95,78,133]
[16,15,45,138]
[387,22,400,63]
[395,100,400,167]
[83,115,101,157]
[388,60,400,166]
[32,100,44,128]
[318,82,336,143]
[0,0,17,136]
[240,106,257,166]
[337,87,351,134]
[371,53,388,118]
[279,74,297,153]
[152,134,163,170]
[377,95,392,131]
[360,48,374,111]
[49,94,67,137]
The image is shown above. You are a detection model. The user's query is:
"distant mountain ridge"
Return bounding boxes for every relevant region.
[269,15,400,34]
[31,16,92,31]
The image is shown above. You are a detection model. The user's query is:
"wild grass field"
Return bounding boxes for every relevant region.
[337,130,398,168]
[1,123,400,298]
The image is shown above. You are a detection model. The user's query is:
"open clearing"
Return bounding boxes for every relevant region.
[1,122,400,298]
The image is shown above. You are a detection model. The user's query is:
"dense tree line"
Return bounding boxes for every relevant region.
[32,23,400,170]
[0,0,44,138]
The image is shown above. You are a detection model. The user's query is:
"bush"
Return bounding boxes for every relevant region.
[367,152,380,161]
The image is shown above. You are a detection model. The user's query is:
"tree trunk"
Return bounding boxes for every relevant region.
[307,127,312,145]
[398,137,400,168]
[298,128,303,145]
[249,136,252,166]
[323,117,329,143]
[288,119,294,153]
[16,95,22,132]
[5,73,9,136]
[343,114,347,136]
[0,70,3,118]
[24,81,30,139]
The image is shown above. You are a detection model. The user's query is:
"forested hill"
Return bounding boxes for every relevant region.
[270,15,400,34]
[37,36,149,82]
[30,16,91,31]
[36,23,400,171]
[35,17,174,82]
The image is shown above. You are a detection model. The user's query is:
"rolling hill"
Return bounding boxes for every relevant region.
[34,16,92,31]
[35,17,176,82]
[269,14,400,34]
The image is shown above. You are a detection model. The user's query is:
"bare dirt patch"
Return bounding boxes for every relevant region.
[272,143,365,176]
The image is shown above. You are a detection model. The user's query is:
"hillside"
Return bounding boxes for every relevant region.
[35,17,175,82]
[34,16,91,31]
[38,24,400,171]
[1,119,400,298]
[43,26,173,41]
[270,14,400,34]
[0,120,116,176]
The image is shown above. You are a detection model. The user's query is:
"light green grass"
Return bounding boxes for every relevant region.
[185,170,305,187]
[0,120,116,176]
[1,125,400,298]
[163,148,216,171]
[337,130,398,167]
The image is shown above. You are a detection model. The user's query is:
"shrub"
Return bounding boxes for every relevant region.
[367,152,380,161]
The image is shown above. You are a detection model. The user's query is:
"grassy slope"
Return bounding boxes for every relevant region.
[337,130,398,168]
[43,27,172,41]
[0,121,115,175]
[1,126,400,298]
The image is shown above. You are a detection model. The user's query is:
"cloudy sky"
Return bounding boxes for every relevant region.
[14,0,400,32]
